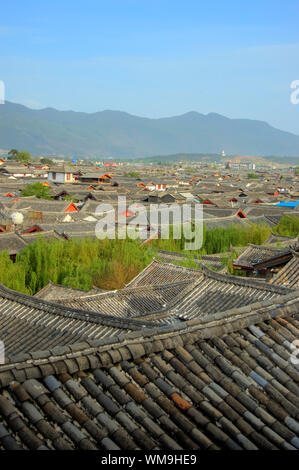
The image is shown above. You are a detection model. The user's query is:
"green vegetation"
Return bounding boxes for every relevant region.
[0,237,156,295]
[220,250,246,276]
[152,223,271,255]
[2,218,297,295]
[21,182,53,199]
[273,215,299,237]
[294,167,299,175]
[40,157,53,165]
[8,149,19,159]
[0,252,29,293]
[247,173,259,179]
[7,149,31,163]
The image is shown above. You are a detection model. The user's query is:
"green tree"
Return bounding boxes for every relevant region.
[18,150,31,163]
[8,149,19,159]
[21,182,53,199]
[40,157,53,165]
[248,173,259,179]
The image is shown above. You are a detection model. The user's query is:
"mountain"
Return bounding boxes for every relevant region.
[1,101,299,158]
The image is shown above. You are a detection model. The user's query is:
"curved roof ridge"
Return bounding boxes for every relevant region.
[0,282,162,330]
[201,264,291,293]
[125,258,202,287]
[247,243,288,252]
[59,279,193,303]
[34,281,91,297]
[0,289,297,383]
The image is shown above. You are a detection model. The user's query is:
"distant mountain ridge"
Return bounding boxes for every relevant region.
[0,101,299,158]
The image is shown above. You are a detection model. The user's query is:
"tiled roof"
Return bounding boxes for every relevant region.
[0,232,27,255]
[157,249,224,270]
[60,282,190,318]
[34,282,103,301]
[233,245,290,269]
[264,233,297,245]
[270,252,299,289]
[0,290,298,450]
[126,260,202,287]
[0,282,159,357]
[158,266,291,323]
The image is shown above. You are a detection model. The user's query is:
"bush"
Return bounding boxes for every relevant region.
[12,237,155,294]
[247,173,259,179]
[273,215,299,237]
[152,223,271,255]
[21,182,53,199]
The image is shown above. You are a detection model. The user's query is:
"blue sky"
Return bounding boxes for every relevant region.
[1,0,299,134]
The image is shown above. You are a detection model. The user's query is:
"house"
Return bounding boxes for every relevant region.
[78,173,112,184]
[48,167,75,184]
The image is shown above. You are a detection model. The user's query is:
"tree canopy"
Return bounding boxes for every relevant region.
[21,182,53,199]
[17,150,31,163]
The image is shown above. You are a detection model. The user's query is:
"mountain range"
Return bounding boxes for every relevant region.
[0,101,299,158]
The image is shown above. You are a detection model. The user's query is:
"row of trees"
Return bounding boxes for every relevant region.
[0,218,298,295]
[7,150,52,165]
[8,148,31,163]
[272,214,299,237]
[0,237,155,294]
[151,222,272,255]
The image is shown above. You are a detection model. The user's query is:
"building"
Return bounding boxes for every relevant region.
[48,167,75,184]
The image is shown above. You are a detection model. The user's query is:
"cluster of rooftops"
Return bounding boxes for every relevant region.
[0,255,298,450]
[0,161,299,257]
[0,160,298,451]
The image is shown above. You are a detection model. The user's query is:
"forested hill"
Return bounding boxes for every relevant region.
[1,101,299,158]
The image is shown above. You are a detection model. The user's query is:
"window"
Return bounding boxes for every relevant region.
[52,172,56,180]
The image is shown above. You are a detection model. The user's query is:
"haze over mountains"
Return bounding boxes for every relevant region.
[0,101,299,158]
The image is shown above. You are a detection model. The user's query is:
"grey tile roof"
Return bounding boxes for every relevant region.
[270,252,299,289]
[233,244,291,269]
[34,282,103,301]
[0,282,160,357]
[0,289,298,450]
[59,281,191,318]
[0,232,27,255]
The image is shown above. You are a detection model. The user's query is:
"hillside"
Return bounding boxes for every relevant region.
[1,102,299,158]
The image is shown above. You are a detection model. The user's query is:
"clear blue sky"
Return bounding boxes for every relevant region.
[1,0,299,134]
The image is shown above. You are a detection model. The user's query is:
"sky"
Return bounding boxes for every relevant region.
[1,0,299,134]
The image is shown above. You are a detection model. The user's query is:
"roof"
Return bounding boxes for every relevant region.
[270,252,299,289]
[10,198,79,213]
[0,282,161,357]
[0,232,27,255]
[0,289,298,450]
[34,282,103,301]
[264,233,296,245]
[59,282,190,319]
[275,201,299,207]
[157,249,224,270]
[126,260,202,287]
[156,264,291,323]
[233,244,290,269]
